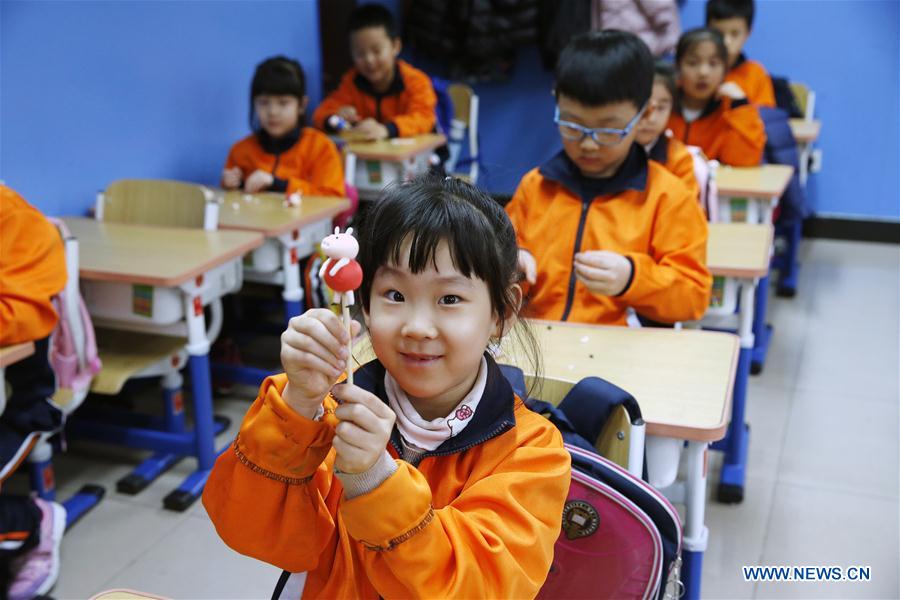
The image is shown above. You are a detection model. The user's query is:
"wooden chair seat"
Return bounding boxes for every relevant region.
[91,328,187,395]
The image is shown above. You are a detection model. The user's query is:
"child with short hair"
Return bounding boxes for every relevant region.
[506,31,711,326]
[312,3,438,141]
[635,61,701,203]
[204,176,571,598]
[667,28,766,166]
[222,56,345,197]
[706,0,775,107]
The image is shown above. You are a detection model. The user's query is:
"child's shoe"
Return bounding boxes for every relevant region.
[8,498,66,600]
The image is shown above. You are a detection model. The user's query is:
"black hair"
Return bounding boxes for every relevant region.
[248,56,306,130]
[706,0,754,29]
[675,28,729,66]
[357,175,541,391]
[348,3,397,39]
[554,30,654,110]
[653,61,677,103]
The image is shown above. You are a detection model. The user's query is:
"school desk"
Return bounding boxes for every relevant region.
[0,342,35,415]
[342,133,446,200]
[61,218,263,510]
[789,118,821,187]
[353,323,738,600]
[703,222,774,506]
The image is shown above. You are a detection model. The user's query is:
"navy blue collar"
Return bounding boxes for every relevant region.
[354,65,405,98]
[350,353,517,457]
[255,126,302,155]
[647,135,669,163]
[677,90,723,120]
[733,52,748,69]
[538,144,649,203]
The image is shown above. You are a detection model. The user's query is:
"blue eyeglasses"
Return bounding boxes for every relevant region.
[554,105,646,146]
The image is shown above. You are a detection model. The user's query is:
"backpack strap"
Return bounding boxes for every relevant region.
[557,377,642,446]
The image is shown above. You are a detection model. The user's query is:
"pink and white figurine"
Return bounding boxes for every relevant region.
[319,226,363,383]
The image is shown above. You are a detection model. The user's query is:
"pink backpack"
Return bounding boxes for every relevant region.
[686,146,719,222]
[48,218,102,406]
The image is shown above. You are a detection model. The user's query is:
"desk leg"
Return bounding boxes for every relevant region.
[280,234,304,325]
[28,438,106,530]
[751,273,772,374]
[713,279,755,503]
[681,440,710,600]
[775,219,801,298]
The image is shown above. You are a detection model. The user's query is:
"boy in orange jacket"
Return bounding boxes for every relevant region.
[706,0,775,108]
[313,4,437,141]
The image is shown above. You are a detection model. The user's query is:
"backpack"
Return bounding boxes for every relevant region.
[686,145,720,222]
[430,76,454,137]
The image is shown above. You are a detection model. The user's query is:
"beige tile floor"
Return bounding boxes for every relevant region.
[5,238,898,599]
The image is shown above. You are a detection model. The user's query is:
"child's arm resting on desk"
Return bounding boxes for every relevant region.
[617,188,712,323]
[719,100,766,166]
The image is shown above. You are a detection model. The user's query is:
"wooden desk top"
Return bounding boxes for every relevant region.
[344,133,446,161]
[218,192,350,238]
[0,342,35,368]
[789,119,821,143]
[353,322,737,441]
[62,218,263,287]
[707,223,774,278]
[717,164,794,199]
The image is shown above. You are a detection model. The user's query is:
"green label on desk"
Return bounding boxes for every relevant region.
[730,198,748,222]
[132,284,154,317]
[366,160,382,185]
[710,276,726,308]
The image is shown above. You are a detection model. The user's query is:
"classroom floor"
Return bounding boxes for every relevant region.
[7,238,898,600]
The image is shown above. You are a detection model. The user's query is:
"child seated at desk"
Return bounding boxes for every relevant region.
[0,184,67,600]
[312,4,438,142]
[203,176,570,598]
[505,31,711,327]
[222,56,346,197]
[635,61,701,204]
[707,0,775,108]
[667,28,766,166]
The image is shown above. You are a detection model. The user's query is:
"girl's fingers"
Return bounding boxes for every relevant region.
[332,385,396,421]
[574,263,613,283]
[281,345,342,380]
[288,311,348,358]
[282,326,345,372]
[334,420,381,449]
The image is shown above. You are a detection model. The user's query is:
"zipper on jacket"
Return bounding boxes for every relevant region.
[684,121,692,146]
[560,198,592,321]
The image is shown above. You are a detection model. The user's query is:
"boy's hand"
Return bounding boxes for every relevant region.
[517,249,537,285]
[222,167,243,190]
[717,81,747,101]
[336,106,360,124]
[353,118,389,141]
[244,169,274,193]
[280,309,361,419]
[574,251,633,297]
[331,384,396,474]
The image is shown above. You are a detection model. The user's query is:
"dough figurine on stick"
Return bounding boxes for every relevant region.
[319,226,363,384]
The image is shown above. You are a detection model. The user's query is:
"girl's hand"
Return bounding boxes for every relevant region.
[244,169,274,193]
[352,118,389,141]
[517,249,537,285]
[222,167,243,190]
[336,106,360,124]
[331,384,396,474]
[574,250,633,297]
[717,81,747,101]
[280,309,361,419]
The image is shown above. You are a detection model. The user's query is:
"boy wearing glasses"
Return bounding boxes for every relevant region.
[505,31,711,326]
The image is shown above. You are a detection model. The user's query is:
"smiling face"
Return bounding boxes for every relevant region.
[253,94,306,138]
[365,239,500,417]
[557,93,642,178]
[350,26,401,92]
[678,40,727,108]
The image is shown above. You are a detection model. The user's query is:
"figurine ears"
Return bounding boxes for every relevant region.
[346,227,354,235]
[333,226,340,235]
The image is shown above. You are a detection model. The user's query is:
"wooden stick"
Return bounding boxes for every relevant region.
[342,298,353,386]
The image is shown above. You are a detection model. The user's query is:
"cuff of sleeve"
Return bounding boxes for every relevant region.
[335,450,398,500]
[385,122,400,138]
[612,255,636,298]
[340,461,434,551]
[235,374,336,481]
[271,177,288,193]
[731,97,750,108]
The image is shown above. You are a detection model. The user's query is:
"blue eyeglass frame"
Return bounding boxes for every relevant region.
[553,104,647,146]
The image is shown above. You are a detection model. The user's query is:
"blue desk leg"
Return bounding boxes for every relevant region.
[28,439,105,530]
[750,274,772,375]
[681,441,710,600]
[776,220,801,298]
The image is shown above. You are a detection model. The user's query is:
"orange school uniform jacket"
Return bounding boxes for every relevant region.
[647,133,701,204]
[0,185,66,345]
[667,96,766,166]
[313,60,437,138]
[506,147,711,326]
[727,54,776,108]
[224,127,345,197]
[203,357,571,599]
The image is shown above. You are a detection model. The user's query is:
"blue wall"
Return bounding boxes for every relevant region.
[1,0,322,216]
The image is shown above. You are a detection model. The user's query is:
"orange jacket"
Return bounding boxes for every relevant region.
[313,60,437,138]
[0,185,66,345]
[203,358,571,599]
[224,127,345,197]
[506,148,711,326]
[727,55,776,108]
[667,96,765,166]
[648,133,701,205]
